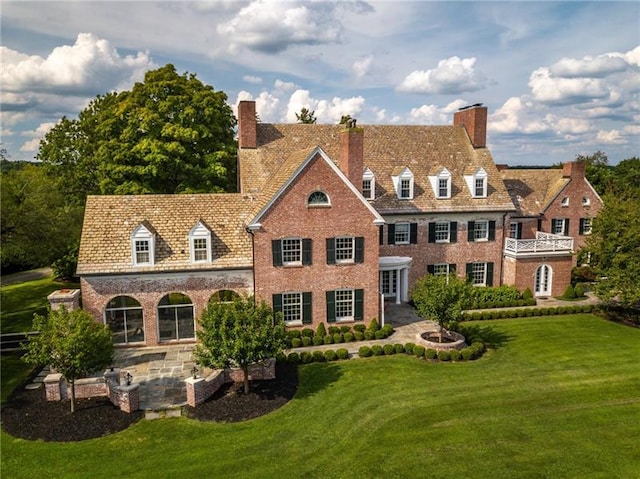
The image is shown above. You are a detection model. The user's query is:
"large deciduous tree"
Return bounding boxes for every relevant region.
[194,296,286,394]
[38,64,237,205]
[23,308,114,413]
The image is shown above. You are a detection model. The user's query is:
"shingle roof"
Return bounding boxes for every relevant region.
[239,123,515,214]
[500,168,568,217]
[77,194,255,275]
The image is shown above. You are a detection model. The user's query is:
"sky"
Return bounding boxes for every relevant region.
[1,1,639,166]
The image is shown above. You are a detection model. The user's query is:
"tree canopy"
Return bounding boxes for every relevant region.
[23,308,114,412]
[411,274,472,334]
[38,64,238,205]
[193,296,286,394]
[295,107,317,124]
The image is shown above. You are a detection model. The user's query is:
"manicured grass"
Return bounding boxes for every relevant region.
[2,314,639,478]
[1,355,35,404]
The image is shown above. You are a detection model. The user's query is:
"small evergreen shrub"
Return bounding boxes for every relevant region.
[353,324,366,333]
[516,309,526,318]
[316,323,327,338]
[301,328,314,338]
[582,304,593,313]
[343,332,354,342]
[372,345,384,356]
[526,298,537,306]
[414,345,425,358]
[287,352,300,364]
[358,346,372,358]
[471,312,482,321]
[574,283,585,298]
[301,337,312,347]
[368,318,379,332]
[525,308,535,317]
[481,311,492,321]
[354,331,364,341]
[394,343,405,354]
[324,349,337,361]
[449,349,461,361]
[425,348,437,360]
[374,330,386,340]
[288,330,301,339]
[381,324,394,336]
[324,335,334,345]
[312,351,325,362]
[328,326,340,335]
[291,338,302,348]
[471,341,485,354]
[312,336,324,346]
[276,352,287,363]
[522,287,533,301]
[460,348,475,360]
[336,348,350,360]
[563,284,576,300]
[437,350,451,361]
[404,343,416,354]
[333,333,344,343]
[340,326,352,334]
[300,351,313,364]
[364,331,375,340]
[383,344,395,355]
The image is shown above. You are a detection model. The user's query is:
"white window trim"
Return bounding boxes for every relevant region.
[433,263,451,276]
[429,167,452,199]
[464,167,488,198]
[281,237,303,266]
[131,224,155,266]
[551,218,566,235]
[282,292,303,325]
[394,223,410,245]
[335,288,354,322]
[474,220,489,242]
[581,218,593,235]
[189,221,212,263]
[307,190,331,207]
[471,262,487,287]
[392,167,414,200]
[335,236,355,264]
[582,196,590,206]
[435,222,450,243]
[561,197,569,207]
[363,168,375,200]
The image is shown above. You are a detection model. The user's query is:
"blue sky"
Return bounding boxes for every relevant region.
[2,1,639,166]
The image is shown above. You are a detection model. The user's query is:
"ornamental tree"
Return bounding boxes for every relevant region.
[23,308,114,413]
[194,296,287,394]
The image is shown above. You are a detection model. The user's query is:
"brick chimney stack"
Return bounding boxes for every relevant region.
[454,104,488,148]
[563,160,586,179]
[238,100,257,149]
[339,122,364,189]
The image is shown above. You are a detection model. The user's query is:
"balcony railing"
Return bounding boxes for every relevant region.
[504,232,573,256]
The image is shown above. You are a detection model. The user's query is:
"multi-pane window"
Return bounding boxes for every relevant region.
[551,218,566,235]
[435,222,450,242]
[438,178,449,198]
[580,218,592,235]
[335,289,354,321]
[394,223,410,244]
[282,292,303,324]
[308,191,329,205]
[474,220,489,241]
[104,296,144,344]
[381,270,397,296]
[192,238,208,261]
[475,177,486,197]
[157,293,195,341]
[470,262,487,286]
[400,179,411,199]
[281,238,302,265]
[433,264,450,276]
[509,222,518,239]
[135,240,150,264]
[362,179,372,199]
[335,237,355,263]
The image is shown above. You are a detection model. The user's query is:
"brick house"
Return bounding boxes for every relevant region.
[76,101,602,346]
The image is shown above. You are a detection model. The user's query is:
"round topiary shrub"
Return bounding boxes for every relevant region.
[368,318,379,332]
[333,333,344,343]
[516,309,526,318]
[300,351,313,364]
[340,326,352,334]
[302,337,312,347]
[374,330,386,340]
[288,330,301,339]
[404,343,415,354]
[291,338,302,348]
[574,283,585,298]
[343,332,354,342]
[328,326,340,335]
[372,345,384,356]
[582,304,593,313]
[287,352,300,363]
[301,328,314,338]
[437,350,451,361]
[276,352,287,363]
[394,343,405,354]
[354,331,364,341]
[313,336,324,346]
[425,348,437,360]
[312,351,325,362]
[526,298,537,306]
[364,331,375,341]
[471,341,485,354]
[383,344,395,355]
[358,346,372,358]
[449,349,461,361]
[563,284,576,300]
[336,348,350,360]
[353,324,366,333]
[525,308,535,317]
[414,345,425,358]
[324,335,334,345]
[324,349,337,361]
[381,324,394,336]
[460,348,475,360]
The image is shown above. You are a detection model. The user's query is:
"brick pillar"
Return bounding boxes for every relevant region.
[44,373,64,401]
[118,384,140,413]
[47,289,81,311]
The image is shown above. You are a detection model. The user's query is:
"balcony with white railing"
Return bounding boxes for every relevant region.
[504,231,573,257]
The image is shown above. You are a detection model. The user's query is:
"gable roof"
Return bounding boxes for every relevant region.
[239,123,515,214]
[77,194,255,275]
[500,168,568,217]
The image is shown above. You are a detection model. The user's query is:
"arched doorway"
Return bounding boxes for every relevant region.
[157,293,195,341]
[535,264,553,297]
[104,296,144,344]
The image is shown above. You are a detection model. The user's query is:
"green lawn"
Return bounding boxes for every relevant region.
[2,314,639,479]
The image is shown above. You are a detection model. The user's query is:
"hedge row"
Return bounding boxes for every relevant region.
[283,348,351,364]
[465,285,535,310]
[462,303,594,321]
[357,341,486,362]
[287,320,394,348]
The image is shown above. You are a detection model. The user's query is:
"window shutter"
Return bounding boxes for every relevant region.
[579,218,585,235]
[486,262,494,286]
[449,264,457,273]
[326,238,336,264]
[302,239,312,265]
[467,221,475,242]
[272,240,282,266]
[272,294,283,315]
[564,219,570,236]
[450,222,457,243]
[379,226,384,245]
[355,237,364,263]
[428,223,436,243]
[427,265,435,274]
[302,292,312,324]
[488,221,496,241]
[466,263,473,281]
[410,223,418,244]
[354,289,364,321]
[388,224,396,245]
[326,291,336,323]
[537,219,543,232]
[517,222,523,239]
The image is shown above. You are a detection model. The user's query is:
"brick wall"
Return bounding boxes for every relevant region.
[503,255,573,297]
[253,152,380,328]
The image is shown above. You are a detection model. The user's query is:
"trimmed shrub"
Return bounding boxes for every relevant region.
[526,298,537,306]
[525,308,535,317]
[288,330,301,339]
[287,352,300,364]
[312,351,325,362]
[383,344,395,355]
[364,331,375,341]
[563,284,576,300]
[354,331,364,341]
[471,341,485,354]
[522,287,533,301]
[368,318,379,332]
[471,312,483,321]
[353,324,366,333]
[374,330,386,340]
[300,351,313,364]
[301,337,312,347]
[276,352,287,363]
[414,345,426,358]
[291,338,302,348]
[425,348,437,360]
[460,348,475,360]
[343,332,354,343]
[312,336,324,346]
[574,283,585,298]
[404,343,416,354]
[394,343,405,354]
[323,335,334,345]
[449,349,461,361]
[516,309,526,318]
[333,333,344,343]
[328,326,340,335]
[340,326,352,334]
[324,349,337,361]
[358,346,372,358]
[381,324,394,336]
[336,348,350,360]
[301,328,314,338]
[437,350,451,361]
[582,304,593,313]
[481,311,492,321]
[372,345,384,356]
[316,322,327,338]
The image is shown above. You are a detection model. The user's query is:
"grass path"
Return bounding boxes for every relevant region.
[2,314,639,478]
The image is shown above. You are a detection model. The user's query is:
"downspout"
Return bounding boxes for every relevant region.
[246,227,257,306]
[500,212,507,286]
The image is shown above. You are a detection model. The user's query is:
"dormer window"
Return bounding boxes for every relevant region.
[308,191,330,206]
[393,167,414,200]
[464,167,487,198]
[189,221,212,263]
[131,223,155,266]
[429,168,451,199]
[561,197,569,207]
[362,168,375,200]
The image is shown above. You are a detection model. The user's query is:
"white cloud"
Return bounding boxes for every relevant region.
[596,129,623,143]
[243,75,262,84]
[353,55,373,81]
[529,67,609,105]
[623,124,640,135]
[397,56,487,94]
[19,138,41,152]
[408,104,444,124]
[545,115,591,135]
[550,54,628,78]
[285,90,365,123]
[489,97,549,134]
[274,79,296,93]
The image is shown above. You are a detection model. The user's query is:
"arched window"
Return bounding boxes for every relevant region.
[104,296,144,344]
[209,290,240,304]
[157,293,195,341]
[307,191,330,206]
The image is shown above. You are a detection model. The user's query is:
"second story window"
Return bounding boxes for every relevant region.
[308,191,330,206]
[282,238,302,264]
[131,223,155,266]
[395,223,410,244]
[189,221,212,263]
[579,218,592,235]
[400,179,411,199]
[272,238,312,267]
[551,218,568,235]
[434,168,452,199]
[393,167,414,199]
[362,168,375,200]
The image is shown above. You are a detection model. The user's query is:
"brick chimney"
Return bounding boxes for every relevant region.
[563,160,586,179]
[238,100,256,149]
[454,104,488,148]
[339,124,364,189]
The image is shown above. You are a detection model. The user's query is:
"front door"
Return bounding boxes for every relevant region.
[381,270,397,298]
[535,264,552,296]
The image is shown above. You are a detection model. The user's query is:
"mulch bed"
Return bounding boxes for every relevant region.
[2,362,298,442]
